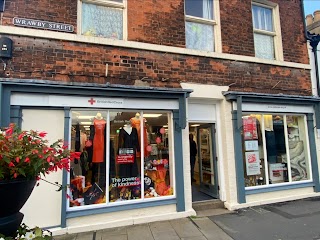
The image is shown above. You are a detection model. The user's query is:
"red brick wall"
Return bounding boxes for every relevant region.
[276,0,309,64]
[127,0,185,47]
[220,0,309,64]
[2,0,77,31]
[220,0,255,57]
[1,35,311,96]
[1,0,309,64]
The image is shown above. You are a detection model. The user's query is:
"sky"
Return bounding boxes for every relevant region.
[304,0,320,16]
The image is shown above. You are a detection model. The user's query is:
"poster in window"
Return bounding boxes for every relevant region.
[245,140,259,151]
[245,151,260,176]
[243,116,258,140]
[269,163,286,183]
[116,148,134,164]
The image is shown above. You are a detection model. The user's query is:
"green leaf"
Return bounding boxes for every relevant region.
[18,168,26,176]
[34,226,42,237]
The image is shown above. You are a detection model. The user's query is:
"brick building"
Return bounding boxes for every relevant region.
[0,0,320,235]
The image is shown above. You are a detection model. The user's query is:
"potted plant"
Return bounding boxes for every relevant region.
[0,123,80,237]
[0,223,52,240]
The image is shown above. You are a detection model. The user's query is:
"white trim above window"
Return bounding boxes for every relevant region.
[252,1,283,61]
[77,0,127,40]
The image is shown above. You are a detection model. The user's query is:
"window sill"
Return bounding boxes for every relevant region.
[245,181,314,195]
[66,198,177,218]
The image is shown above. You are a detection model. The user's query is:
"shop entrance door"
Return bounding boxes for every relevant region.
[197,124,219,198]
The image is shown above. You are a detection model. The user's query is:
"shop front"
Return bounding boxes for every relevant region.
[225,92,320,209]
[0,80,195,234]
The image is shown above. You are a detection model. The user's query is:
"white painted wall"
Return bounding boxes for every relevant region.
[21,109,65,228]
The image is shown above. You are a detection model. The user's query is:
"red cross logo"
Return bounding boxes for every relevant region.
[88,98,96,105]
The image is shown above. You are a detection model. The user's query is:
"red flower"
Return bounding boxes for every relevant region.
[24,157,30,163]
[16,157,20,163]
[47,157,51,163]
[13,173,18,178]
[70,152,81,160]
[18,133,25,140]
[39,131,47,138]
[8,162,15,167]
[5,127,13,135]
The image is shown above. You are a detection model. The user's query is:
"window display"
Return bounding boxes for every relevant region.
[68,110,174,208]
[242,114,311,188]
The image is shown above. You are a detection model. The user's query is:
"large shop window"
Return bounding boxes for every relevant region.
[242,114,312,188]
[68,110,174,208]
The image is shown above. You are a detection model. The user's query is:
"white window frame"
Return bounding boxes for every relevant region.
[252,0,283,61]
[77,0,128,40]
[184,0,222,53]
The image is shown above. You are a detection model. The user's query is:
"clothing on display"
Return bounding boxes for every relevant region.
[130,112,149,158]
[118,124,140,177]
[92,116,106,163]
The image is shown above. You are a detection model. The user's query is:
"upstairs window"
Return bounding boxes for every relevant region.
[185,0,220,52]
[80,0,125,40]
[252,1,283,60]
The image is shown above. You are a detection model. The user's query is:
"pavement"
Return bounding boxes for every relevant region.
[53,197,320,240]
[52,208,233,240]
[211,197,320,240]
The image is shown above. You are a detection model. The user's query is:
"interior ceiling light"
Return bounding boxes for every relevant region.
[143,114,162,118]
[77,116,95,119]
[80,122,92,125]
[191,124,200,127]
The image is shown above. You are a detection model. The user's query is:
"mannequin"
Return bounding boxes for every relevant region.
[118,121,140,177]
[123,123,133,135]
[130,113,149,158]
[92,112,106,163]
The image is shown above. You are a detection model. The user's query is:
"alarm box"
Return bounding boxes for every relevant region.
[0,37,12,58]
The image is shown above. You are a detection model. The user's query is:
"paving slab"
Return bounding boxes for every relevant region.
[99,234,127,240]
[192,217,233,240]
[170,218,203,238]
[75,232,94,240]
[150,221,180,240]
[52,234,77,240]
[96,226,128,240]
[127,224,154,240]
[180,236,207,240]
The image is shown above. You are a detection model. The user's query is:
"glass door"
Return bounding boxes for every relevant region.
[197,124,219,198]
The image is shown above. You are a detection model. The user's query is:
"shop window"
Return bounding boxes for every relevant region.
[185,0,220,52]
[81,0,124,39]
[242,114,311,188]
[68,110,174,208]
